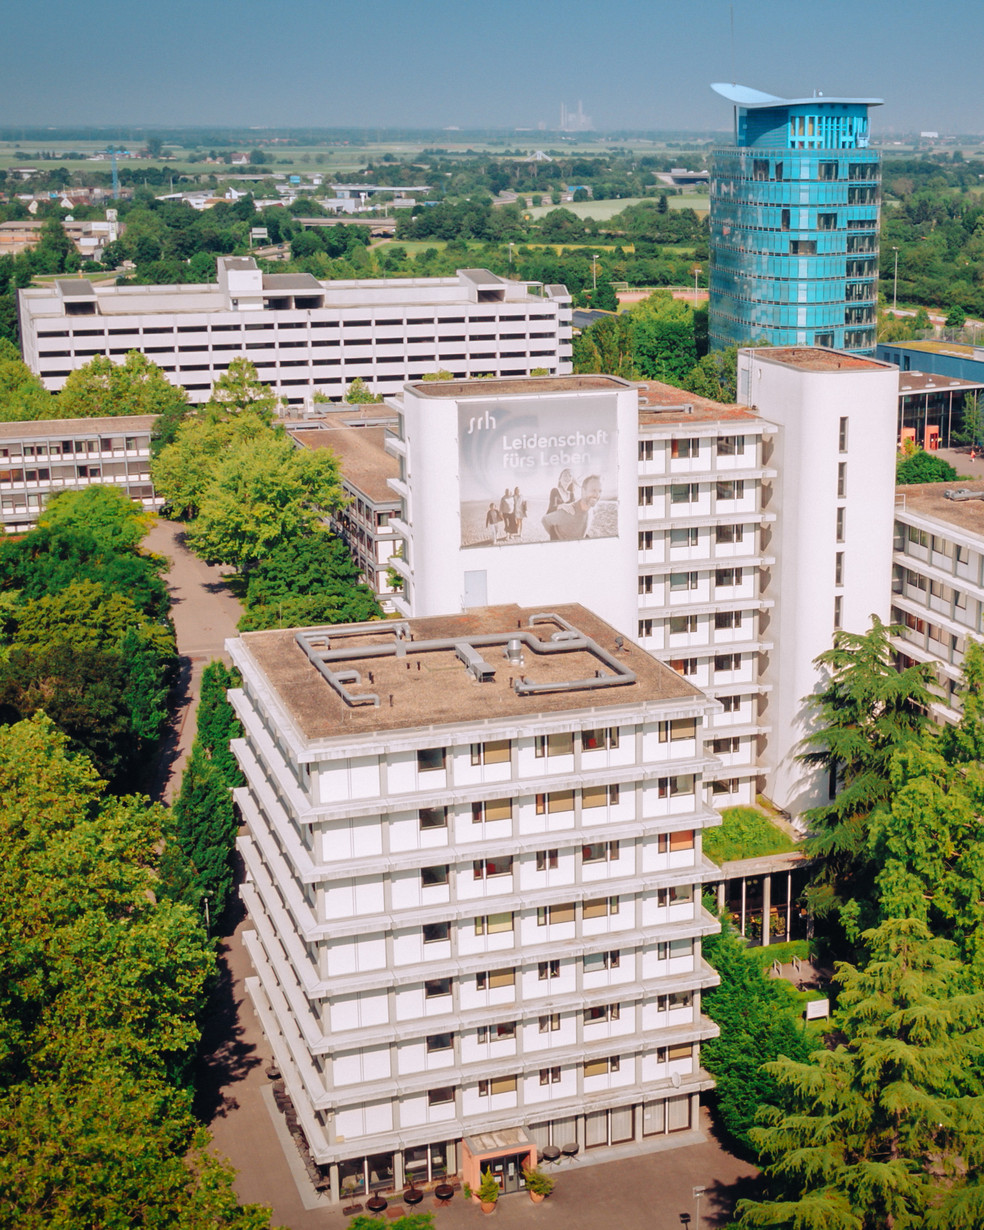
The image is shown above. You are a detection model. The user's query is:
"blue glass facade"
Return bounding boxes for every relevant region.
[709,92,881,356]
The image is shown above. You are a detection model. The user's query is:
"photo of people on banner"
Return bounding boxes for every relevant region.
[458,396,619,548]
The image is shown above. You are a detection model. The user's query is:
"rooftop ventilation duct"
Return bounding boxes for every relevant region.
[943,489,984,502]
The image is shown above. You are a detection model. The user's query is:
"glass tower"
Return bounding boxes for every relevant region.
[709,84,882,356]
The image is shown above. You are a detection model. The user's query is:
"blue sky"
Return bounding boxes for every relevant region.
[4,0,981,132]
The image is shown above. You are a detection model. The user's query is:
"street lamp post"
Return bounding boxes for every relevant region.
[693,265,702,307]
[893,246,899,311]
[591,254,599,293]
[693,1185,706,1230]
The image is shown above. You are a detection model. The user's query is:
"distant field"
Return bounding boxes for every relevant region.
[525,194,709,222]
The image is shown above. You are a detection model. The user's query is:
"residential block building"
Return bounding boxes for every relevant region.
[709,83,882,355]
[892,479,984,722]
[18,260,573,408]
[0,414,160,533]
[227,605,722,1201]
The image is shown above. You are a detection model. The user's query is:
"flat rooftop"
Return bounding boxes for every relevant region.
[896,479,984,537]
[289,423,398,504]
[236,604,703,742]
[407,376,628,399]
[636,380,758,425]
[752,347,891,373]
[0,414,156,440]
[899,371,984,395]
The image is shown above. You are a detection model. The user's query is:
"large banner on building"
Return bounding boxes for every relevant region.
[458,395,619,549]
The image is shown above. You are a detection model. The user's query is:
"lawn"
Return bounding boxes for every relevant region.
[525,194,709,222]
[703,806,798,865]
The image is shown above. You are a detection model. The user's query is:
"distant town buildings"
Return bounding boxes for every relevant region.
[18,259,573,408]
[559,102,593,132]
[709,83,882,356]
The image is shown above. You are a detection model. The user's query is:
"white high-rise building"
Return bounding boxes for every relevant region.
[228,605,722,1202]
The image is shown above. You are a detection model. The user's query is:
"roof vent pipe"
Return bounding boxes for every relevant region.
[505,638,524,665]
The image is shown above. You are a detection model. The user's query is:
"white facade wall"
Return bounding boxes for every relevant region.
[737,349,898,815]
[18,265,573,406]
[227,618,721,1200]
[389,380,640,638]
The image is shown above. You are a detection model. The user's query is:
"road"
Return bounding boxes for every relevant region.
[143,518,244,803]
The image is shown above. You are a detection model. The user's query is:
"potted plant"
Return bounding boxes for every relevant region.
[477,1170,500,1213]
[522,1168,555,1204]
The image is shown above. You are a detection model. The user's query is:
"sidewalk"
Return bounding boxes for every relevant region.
[143,518,244,803]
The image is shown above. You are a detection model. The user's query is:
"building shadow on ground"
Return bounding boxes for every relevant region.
[193,891,262,1122]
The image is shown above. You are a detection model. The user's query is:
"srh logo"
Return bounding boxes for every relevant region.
[466,409,497,434]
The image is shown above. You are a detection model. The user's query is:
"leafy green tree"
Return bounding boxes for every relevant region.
[0,338,57,421]
[800,617,936,938]
[38,485,153,552]
[240,533,381,630]
[946,304,967,328]
[171,742,238,921]
[151,406,272,519]
[572,313,635,378]
[896,447,958,484]
[738,917,984,1230]
[187,431,345,572]
[629,292,697,383]
[57,350,189,421]
[207,356,282,418]
[683,345,739,402]
[344,377,383,404]
[954,392,984,450]
[702,920,813,1149]
[590,281,618,312]
[196,660,244,788]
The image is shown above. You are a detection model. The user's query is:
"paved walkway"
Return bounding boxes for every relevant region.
[143,518,244,803]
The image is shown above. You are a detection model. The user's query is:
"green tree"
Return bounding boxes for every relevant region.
[196,660,245,788]
[800,617,936,938]
[702,920,813,1149]
[629,292,698,383]
[946,304,967,329]
[738,917,984,1230]
[344,377,383,404]
[590,282,618,312]
[38,485,153,552]
[239,533,380,630]
[57,351,189,421]
[0,338,57,421]
[171,741,238,921]
[954,392,984,450]
[207,357,282,419]
[683,345,739,402]
[187,431,345,572]
[896,447,959,484]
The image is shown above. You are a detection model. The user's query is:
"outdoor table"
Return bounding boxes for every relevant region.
[403,1187,423,1206]
[541,1145,561,1164]
[366,1196,388,1214]
[434,1184,455,1206]
[561,1142,580,1162]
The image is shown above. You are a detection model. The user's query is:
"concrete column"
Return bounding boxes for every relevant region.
[330,1163,340,1204]
[716,879,725,913]
[761,872,772,948]
[394,1151,405,1190]
[786,870,793,941]
[740,876,747,937]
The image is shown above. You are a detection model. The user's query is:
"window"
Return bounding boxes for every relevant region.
[538,959,561,980]
[638,440,654,461]
[495,1021,516,1039]
[712,736,740,755]
[582,727,619,751]
[670,526,699,547]
[474,912,514,936]
[908,526,929,548]
[836,507,846,543]
[658,829,695,853]
[669,658,698,677]
[716,479,744,501]
[536,790,575,814]
[584,1003,620,1023]
[715,567,743,587]
[535,849,559,872]
[780,207,790,231]
[539,1013,561,1033]
[659,718,697,743]
[720,694,741,712]
[426,1033,453,1052]
[837,462,847,499]
[583,951,620,971]
[539,1067,561,1085]
[838,417,849,453]
[472,798,513,823]
[716,435,744,456]
[638,575,654,595]
[476,968,515,990]
[671,438,698,459]
[715,653,741,672]
[582,840,619,863]
[669,615,698,635]
[421,865,449,887]
[819,161,839,180]
[657,775,695,798]
[425,978,452,999]
[834,595,843,630]
[790,240,817,255]
[584,1057,620,1077]
[537,902,576,926]
[714,611,742,630]
[473,857,514,880]
[470,739,510,765]
[638,619,653,638]
[670,571,698,591]
[417,747,446,772]
[419,806,448,830]
[638,530,654,551]
[534,732,574,757]
[638,485,654,506]
[835,552,844,586]
[582,784,619,808]
[715,523,744,544]
[423,922,450,943]
[428,1086,455,1106]
[670,483,699,504]
[583,896,620,919]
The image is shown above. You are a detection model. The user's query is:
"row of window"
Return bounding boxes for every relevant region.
[640,479,748,507]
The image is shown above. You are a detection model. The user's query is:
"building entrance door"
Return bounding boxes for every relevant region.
[484,1152,529,1194]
